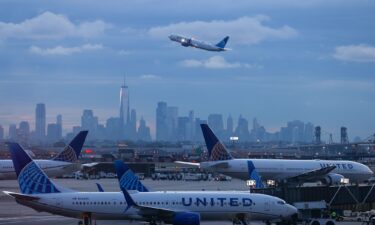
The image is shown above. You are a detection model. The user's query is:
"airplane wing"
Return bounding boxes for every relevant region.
[122,190,185,222]
[286,165,337,183]
[82,162,100,168]
[116,161,200,223]
[174,161,200,167]
[174,161,229,169]
[132,202,176,218]
[3,191,40,201]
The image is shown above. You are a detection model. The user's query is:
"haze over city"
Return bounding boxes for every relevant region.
[0,0,374,139]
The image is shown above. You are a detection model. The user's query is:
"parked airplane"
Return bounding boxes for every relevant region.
[169,34,230,52]
[114,160,297,225]
[175,124,374,185]
[4,143,297,225]
[0,130,88,179]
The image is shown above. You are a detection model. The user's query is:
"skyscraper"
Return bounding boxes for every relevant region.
[208,114,224,134]
[188,110,195,141]
[167,106,178,141]
[0,125,3,140]
[156,101,168,141]
[227,115,233,134]
[119,78,130,137]
[234,115,250,142]
[81,109,98,139]
[106,117,122,140]
[18,121,30,144]
[177,116,189,141]
[8,124,17,140]
[56,114,63,140]
[128,109,137,139]
[137,117,151,141]
[47,123,60,142]
[35,103,46,140]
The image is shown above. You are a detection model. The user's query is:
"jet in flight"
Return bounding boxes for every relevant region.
[4,143,297,225]
[175,124,374,186]
[169,34,230,52]
[0,130,88,179]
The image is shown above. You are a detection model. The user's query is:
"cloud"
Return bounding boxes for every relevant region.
[333,44,375,62]
[29,44,103,56]
[0,11,111,39]
[149,15,297,45]
[180,56,258,69]
[118,49,132,55]
[140,74,161,80]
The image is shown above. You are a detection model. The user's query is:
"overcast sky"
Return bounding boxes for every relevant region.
[0,0,374,140]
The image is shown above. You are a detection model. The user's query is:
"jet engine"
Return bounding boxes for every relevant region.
[172,212,200,225]
[322,173,344,185]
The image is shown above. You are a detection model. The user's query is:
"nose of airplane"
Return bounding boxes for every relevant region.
[285,204,298,218]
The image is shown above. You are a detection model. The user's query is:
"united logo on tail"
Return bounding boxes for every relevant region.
[53,130,88,162]
[7,142,60,194]
[200,124,233,161]
[114,160,149,192]
[247,161,264,188]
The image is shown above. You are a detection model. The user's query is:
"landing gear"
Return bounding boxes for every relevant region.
[233,214,248,225]
[80,213,92,225]
[265,221,271,225]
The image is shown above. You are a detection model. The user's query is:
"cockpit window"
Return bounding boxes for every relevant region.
[277,201,286,205]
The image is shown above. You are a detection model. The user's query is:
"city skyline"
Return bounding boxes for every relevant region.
[0,97,364,143]
[0,1,374,140]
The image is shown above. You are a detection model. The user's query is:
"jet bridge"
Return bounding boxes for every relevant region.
[252,183,375,212]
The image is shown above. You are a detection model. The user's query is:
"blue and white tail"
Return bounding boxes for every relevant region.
[215,36,229,48]
[53,130,88,162]
[200,124,233,161]
[7,142,60,194]
[247,161,264,188]
[114,160,149,192]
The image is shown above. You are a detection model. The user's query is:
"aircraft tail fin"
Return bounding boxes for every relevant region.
[247,161,264,188]
[200,124,233,161]
[96,183,104,192]
[53,131,88,162]
[114,160,149,192]
[7,142,60,194]
[215,36,230,48]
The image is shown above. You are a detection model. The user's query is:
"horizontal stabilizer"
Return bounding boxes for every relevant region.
[3,191,40,201]
[174,161,200,167]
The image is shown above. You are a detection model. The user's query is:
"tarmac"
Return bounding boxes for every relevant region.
[0,179,363,225]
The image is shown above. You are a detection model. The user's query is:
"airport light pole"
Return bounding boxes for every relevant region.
[230,136,239,150]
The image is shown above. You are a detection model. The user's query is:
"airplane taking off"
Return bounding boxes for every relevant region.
[4,143,297,225]
[169,34,230,52]
[0,130,88,180]
[175,124,374,186]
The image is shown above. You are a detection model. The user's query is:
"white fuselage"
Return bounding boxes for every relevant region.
[13,191,297,222]
[201,159,374,182]
[0,159,79,180]
[169,35,225,52]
